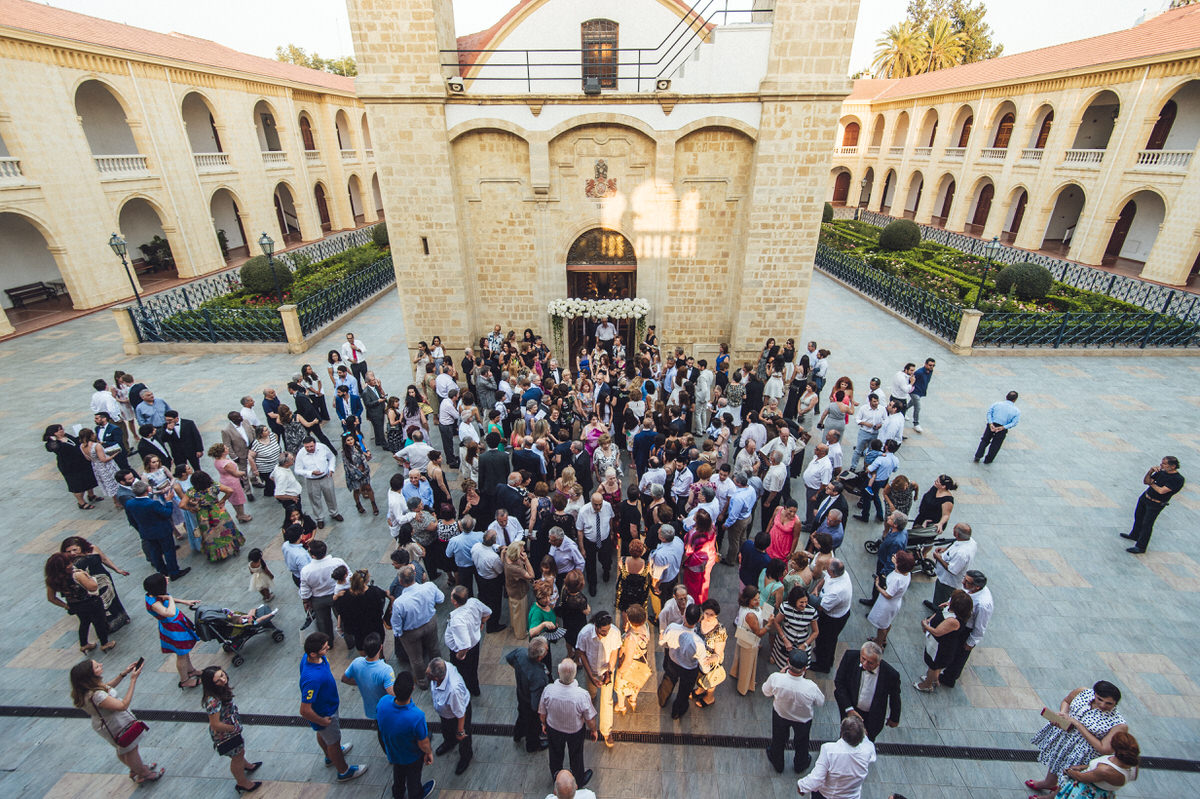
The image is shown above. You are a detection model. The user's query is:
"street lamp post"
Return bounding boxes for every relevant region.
[974,235,1001,308]
[108,233,144,310]
[857,178,868,220]
[257,232,283,304]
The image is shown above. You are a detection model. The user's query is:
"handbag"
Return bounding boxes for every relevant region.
[92,694,148,747]
[698,664,727,692]
[735,623,761,648]
[923,631,939,660]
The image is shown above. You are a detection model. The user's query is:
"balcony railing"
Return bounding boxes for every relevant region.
[261,151,288,167]
[913,146,932,158]
[193,152,231,173]
[888,146,904,157]
[304,150,321,164]
[1134,149,1192,172]
[980,147,1007,162]
[94,154,150,178]
[365,148,374,160]
[867,146,880,156]
[1019,148,1043,164]
[0,156,24,182]
[1063,149,1105,167]
[340,149,357,162]
[944,147,966,160]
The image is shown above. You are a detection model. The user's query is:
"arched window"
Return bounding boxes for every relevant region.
[582,19,618,90]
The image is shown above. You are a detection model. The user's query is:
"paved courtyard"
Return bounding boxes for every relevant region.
[1,273,1198,799]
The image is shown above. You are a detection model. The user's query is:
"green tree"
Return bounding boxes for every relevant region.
[275,44,357,77]
[924,15,965,72]
[901,0,1001,68]
[872,20,928,79]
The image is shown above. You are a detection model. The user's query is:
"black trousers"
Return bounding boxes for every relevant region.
[476,574,505,631]
[438,423,460,467]
[974,425,1007,462]
[546,725,586,783]
[455,564,476,598]
[456,643,481,696]
[438,706,473,768]
[350,360,369,387]
[365,407,386,447]
[514,699,544,751]
[767,709,812,773]
[666,659,700,718]
[389,759,424,799]
[1130,493,1168,551]
[582,537,612,594]
[939,632,973,688]
[72,596,110,647]
[811,608,849,672]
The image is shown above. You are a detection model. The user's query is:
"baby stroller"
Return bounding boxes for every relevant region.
[864,525,955,577]
[194,604,285,667]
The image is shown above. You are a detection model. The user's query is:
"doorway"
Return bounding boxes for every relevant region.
[564,228,637,363]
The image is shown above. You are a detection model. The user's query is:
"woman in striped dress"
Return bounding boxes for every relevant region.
[143,574,201,689]
[768,586,820,669]
[248,426,281,497]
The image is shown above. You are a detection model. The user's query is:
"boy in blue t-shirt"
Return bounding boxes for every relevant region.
[299,632,368,783]
[376,671,435,799]
[341,633,395,720]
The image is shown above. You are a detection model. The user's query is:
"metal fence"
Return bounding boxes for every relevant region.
[814,244,963,340]
[128,303,286,344]
[297,256,396,335]
[833,207,1200,324]
[975,311,1200,349]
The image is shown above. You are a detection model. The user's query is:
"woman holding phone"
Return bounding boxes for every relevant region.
[71,657,163,783]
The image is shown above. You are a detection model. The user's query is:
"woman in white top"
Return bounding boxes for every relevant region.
[1052,731,1139,799]
[729,585,767,696]
[71,657,163,783]
[430,335,445,368]
[867,551,914,649]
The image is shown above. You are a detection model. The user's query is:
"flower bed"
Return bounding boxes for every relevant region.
[820,220,1144,315]
[197,242,389,310]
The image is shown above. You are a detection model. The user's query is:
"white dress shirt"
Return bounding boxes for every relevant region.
[713,476,736,513]
[340,339,367,363]
[438,396,460,427]
[638,468,666,494]
[240,407,261,428]
[856,668,879,713]
[740,422,768,451]
[762,671,826,722]
[684,497,721,532]
[965,586,994,648]
[395,441,433,472]
[854,405,886,436]
[878,411,905,444]
[890,370,915,401]
[472,542,504,579]
[659,623,702,669]
[575,501,614,544]
[435,372,457,400]
[293,443,337,479]
[574,623,622,678]
[656,596,694,630]
[91,390,124,420]
[819,571,853,618]
[298,555,349,600]
[795,738,877,799]
[430,661,470,720]
[550,538,585,574]
[539,680,596,733]
[487,519,525,547]
[270,465,302,497]
[934,538,977,589]
[803,456,833,491]
[670,467,693,500]
[764,463,788,494]
[762,435,800,464]
[444,597,490,652]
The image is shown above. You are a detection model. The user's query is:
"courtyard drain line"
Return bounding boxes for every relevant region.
[1,705,1196,773]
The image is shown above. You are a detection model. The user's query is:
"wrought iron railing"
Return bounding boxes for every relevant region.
[814,244,963,340]
[835,208,1200,325]
[296,255,396,335]
[975,311,1200,349]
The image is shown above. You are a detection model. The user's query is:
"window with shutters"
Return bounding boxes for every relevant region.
[581,19,618,90]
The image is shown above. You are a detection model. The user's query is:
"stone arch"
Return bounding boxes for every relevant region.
[1040,182,1087,253]
[180,90,223,154]
[253,99,284,152]
[931,173,956,226]
[0,209,74,310]
[1070,90,1120,150]
[916,108,938,148]
[1027,103,1055,149]
[74,78,139,156]
[965,176,996,234]
[987,100,1018,148]
[902,170,924,217]
[838,115,862,148]
[671,117,759,143]
[297,110,318,151]
[880,168,898,212]
[859,166,875,206]
[334,108,355,151]
[347,173,367,223]
[209,186,247,262]
[447,117,533,144]
[1102,188,1167,264]
[950,104,974,148]
[562,227,638,355]
[869,114,886,147]
[890,111,910,148]
[830,168,852,204]
[1143,79,1200,152]
[546,113,659,144]
[313,181,332,231]
[116,195,178,276]
[273,181,303,244]
[371,173,384,217]
[1001,185,1030,242]
[360,112,373,151]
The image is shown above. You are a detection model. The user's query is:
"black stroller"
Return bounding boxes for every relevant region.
[864,525,955,576]
[194,604,285,667]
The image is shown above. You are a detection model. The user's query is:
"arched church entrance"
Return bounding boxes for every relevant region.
[565,228,637,361]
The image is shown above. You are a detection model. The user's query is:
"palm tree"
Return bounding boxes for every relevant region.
[924,15,965,72]
[872,21,927,79]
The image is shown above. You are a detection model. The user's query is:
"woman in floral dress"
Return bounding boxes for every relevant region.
[691,598,728,708]
[613,605,653,714]
[79,428,120,508]
[187,471,244,563]
[277,405,306,454]
[1028,682,1129,796]
[340,431,377,515]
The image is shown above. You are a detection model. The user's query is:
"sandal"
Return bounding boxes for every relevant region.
[133,767,165,784]
[100,642,117,653]
[245,761,263,774]
[80,643,97,654]
[236,515,253,523]
[355,505,366,514]
[179,677,201,689]
[77,502,96,510]
[913,681,935,693]
[372,506,379,516]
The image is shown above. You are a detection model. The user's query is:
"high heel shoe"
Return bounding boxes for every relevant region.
[235,782,262,794]
[100,641,117,653]
[371,504,379,516]
[355,504,366,514]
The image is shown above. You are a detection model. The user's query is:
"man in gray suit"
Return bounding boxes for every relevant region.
[221,410,257,497]
[475,366,498,416]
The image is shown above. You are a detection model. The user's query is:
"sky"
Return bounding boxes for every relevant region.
[33,0,1165,76]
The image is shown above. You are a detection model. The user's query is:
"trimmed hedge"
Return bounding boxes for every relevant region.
[878,219,921,251]
[239,255,294,296]
[822,203,834,223]
[995,262,1053,300]
[372,222,389,247]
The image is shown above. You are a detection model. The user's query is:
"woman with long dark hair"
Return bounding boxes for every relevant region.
[43,424,100,509]
[384,395,405,453]
[339,431,378,515]
[72,657,162,783]
[200,666,263,793]
[59,536,131,631]
[45,552,114,653]
[144,573,201,688]
[299,364,329,421]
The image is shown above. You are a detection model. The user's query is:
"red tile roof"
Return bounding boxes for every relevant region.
[0,0,355,93]
[849,4,1200,102]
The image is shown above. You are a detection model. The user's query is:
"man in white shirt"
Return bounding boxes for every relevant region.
[574,612,621,747]
[386,474,416,542]
[762,426,802,478]
[763,648,826,774]
[649,527,685,614]
[595,317,617,353]
[293,437,342,527]
[712,465,736,519]
[733,437,762,479]
[548,527,585,582]
[575,493,614,596]
[298,539,348,639]
[659,604,703,720]
[488,508,525,548]
[668,457,693,511]
[471,531,507,633]
[238,395,261,429]
[684,485,720,533]
[939,569,993,689]
[437,388,462,469]
[877,400,906,451]
[810,559,852,673]
[271,451,304,524]
[340,332,369,385]
[761,450,789,534]
[444,586,491,697]
[889,363,916,412]
[545,769,598,799]
[90,379,125,423]
[538,659,598,789]
[801,443,833,524]
[825,429,844,476]
[656,584,693,630]
[739,411,768,452]
[394,430,434,473]
[850,394,885,471]
[795,715,876,799]
[637,459,666,495]
[924,523,977,610]
[427,658,474,776]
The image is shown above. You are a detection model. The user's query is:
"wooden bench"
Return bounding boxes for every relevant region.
[5,281,61,308]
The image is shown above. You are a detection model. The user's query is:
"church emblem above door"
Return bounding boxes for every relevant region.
[585,159,617,198]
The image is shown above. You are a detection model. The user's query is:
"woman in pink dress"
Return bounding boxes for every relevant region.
[765,499,800,560]
[682,510,718,603]
[207,444,251,523]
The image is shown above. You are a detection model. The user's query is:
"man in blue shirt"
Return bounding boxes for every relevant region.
[341,633,394,720]
[856,441,900,523]
[390,566,445,690]
[401,471,435,509]
[909,358,935,433]
[445,517,483,596]
[299,632,368,782]
[974,391,1020,464]
[376,671,435,799]
[720,472,757,565]
[860,511,908,606]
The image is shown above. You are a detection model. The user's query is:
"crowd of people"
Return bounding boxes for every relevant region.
[45,324,1176,799]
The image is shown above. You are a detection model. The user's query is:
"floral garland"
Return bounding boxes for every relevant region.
[547,297,651,356]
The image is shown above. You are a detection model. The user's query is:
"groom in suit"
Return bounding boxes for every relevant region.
[833,641,901,742]
[94,411,130,471]
[161,410,204,472]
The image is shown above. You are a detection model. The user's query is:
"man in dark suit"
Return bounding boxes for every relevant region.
[333,385,364,423]
[631,418,657,478]
[476,432,511,523]
[288,382,334,450]
[511,437,544,480]
[161,411,203,471]
[808,480,850,533]
[125,481,190,579]
[571,442,594,497]
[94,412,130,471]
[136,424,173,470]
[494,473,529,522]
[833,641,901,742]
